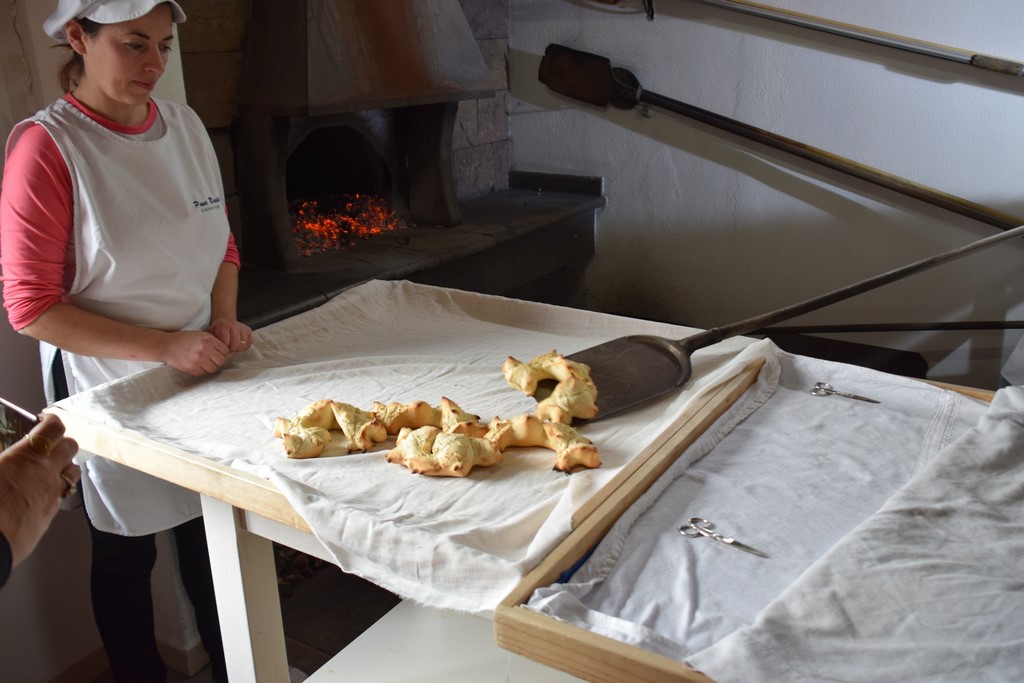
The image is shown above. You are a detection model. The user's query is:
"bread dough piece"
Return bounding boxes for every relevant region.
[280,425,332,459]
[274,399,340,457]
[431,432,501,475]
[273,398,337,438]
[485,414,600,472]
[386,426,441,469]
[439,396,488,438]
[372,400,442,435]
[502,350,594,396]
[504,351,599,424]
[274,399,387,457]
[291,398,338,430]
[485,414,549,451]
[386,426,501,477]
[543,421,601,472]
[273,416,294,439]
[535,376,599,424]
[331,402,388,452]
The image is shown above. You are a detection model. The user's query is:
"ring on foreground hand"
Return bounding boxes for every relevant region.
[60,473,78,498]
[28,434,53,456]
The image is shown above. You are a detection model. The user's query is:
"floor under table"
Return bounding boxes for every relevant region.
[89,556,400,682]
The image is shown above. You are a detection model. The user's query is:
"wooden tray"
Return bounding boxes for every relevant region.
[494,358,767,683]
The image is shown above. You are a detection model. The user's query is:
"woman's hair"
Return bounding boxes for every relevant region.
[57,18,102,93]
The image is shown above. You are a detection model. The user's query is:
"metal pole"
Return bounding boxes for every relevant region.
[691,0,1024,76]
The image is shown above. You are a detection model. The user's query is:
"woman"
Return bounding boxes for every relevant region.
[0,1,251,680]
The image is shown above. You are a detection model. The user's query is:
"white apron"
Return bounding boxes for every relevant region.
[10,98,229,535]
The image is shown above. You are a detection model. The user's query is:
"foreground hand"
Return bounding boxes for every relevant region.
[162,330,231,375]
[0,413,80,567]
[207,318,254,353]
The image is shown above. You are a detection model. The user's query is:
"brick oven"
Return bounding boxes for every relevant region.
[178,0,605,328]
[234,0,494,270]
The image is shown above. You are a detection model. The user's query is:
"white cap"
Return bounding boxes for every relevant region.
[44,0,186,42]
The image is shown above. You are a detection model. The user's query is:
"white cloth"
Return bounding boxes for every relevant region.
[690,385,1024,682]
[526,350,994,675]
[15,96,230,534]
[54,280,767,613]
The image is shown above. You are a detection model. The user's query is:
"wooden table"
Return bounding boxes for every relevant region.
[48,355,771,682]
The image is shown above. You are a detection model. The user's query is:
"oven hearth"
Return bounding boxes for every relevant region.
[235,0,495,270]
[237,173,606,329]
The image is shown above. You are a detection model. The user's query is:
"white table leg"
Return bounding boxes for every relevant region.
[201,495,290,682]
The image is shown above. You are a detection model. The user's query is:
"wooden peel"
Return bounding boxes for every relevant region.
[536,44,1024,420]
[538,43,1024,231]
[542,220,1024,420]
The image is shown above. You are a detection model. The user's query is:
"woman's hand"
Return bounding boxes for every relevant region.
[159,318,252,375]
[0,413,80,567]
[161,330,231,375]
[207,318,253,353]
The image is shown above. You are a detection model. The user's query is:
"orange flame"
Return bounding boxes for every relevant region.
[290,194,404,256]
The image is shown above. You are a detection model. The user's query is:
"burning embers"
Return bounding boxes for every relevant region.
[290,194,405,256]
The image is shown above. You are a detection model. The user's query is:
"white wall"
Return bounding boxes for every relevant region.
[0,2,201,680]
[509,0,1024,388]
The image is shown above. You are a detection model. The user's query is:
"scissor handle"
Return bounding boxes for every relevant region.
[810,382,833,396]
[680,517,714,538]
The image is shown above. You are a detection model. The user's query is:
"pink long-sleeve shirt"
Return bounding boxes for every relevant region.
[0,94,240,331]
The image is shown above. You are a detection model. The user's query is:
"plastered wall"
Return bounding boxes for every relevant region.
[509,0,1024,388]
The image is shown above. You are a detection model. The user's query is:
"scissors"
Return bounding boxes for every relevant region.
[679,518,768,558]
[810,382,880,404]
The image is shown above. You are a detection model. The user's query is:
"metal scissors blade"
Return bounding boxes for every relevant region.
[679,518,768,558]
[810,382,880,404]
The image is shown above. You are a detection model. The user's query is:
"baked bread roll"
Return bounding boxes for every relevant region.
[372,400,442,435]
[274,399,339,457]
[502,350,594,396]
[485,414,549,451]
[535,376,599,424]
[280,425,332,459]
[386,425,441,467]
[275,399,387,456]
[331,402,388,452]
[386,426,501,477]
[485,414,601,472]
[439,396,489,437]
[292,399,337,430]
[432,432,501,474]
[503,350,599,424]
[543,421,601,472]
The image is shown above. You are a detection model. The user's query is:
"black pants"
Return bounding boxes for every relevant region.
[56,354,227,681]
[86,513,228,683]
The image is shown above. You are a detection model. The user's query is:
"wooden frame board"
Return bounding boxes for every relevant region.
[494,364,995,683]
[49,406,309,532]
[494,358,767,683]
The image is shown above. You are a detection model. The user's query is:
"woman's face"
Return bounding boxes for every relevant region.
[66,4,175,124]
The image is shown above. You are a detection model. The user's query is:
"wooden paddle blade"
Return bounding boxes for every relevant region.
[536,336,692,422]
[538,44,639,110]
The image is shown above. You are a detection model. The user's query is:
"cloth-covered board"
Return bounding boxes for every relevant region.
[56,280,768,614]
[526,349,1018,681]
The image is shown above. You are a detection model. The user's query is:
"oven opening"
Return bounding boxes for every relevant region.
[285,125,407,256]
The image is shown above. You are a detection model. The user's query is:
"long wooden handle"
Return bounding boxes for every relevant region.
[539,44,1024,231]
[690,0,1024,76]
[638,89,1024,230]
